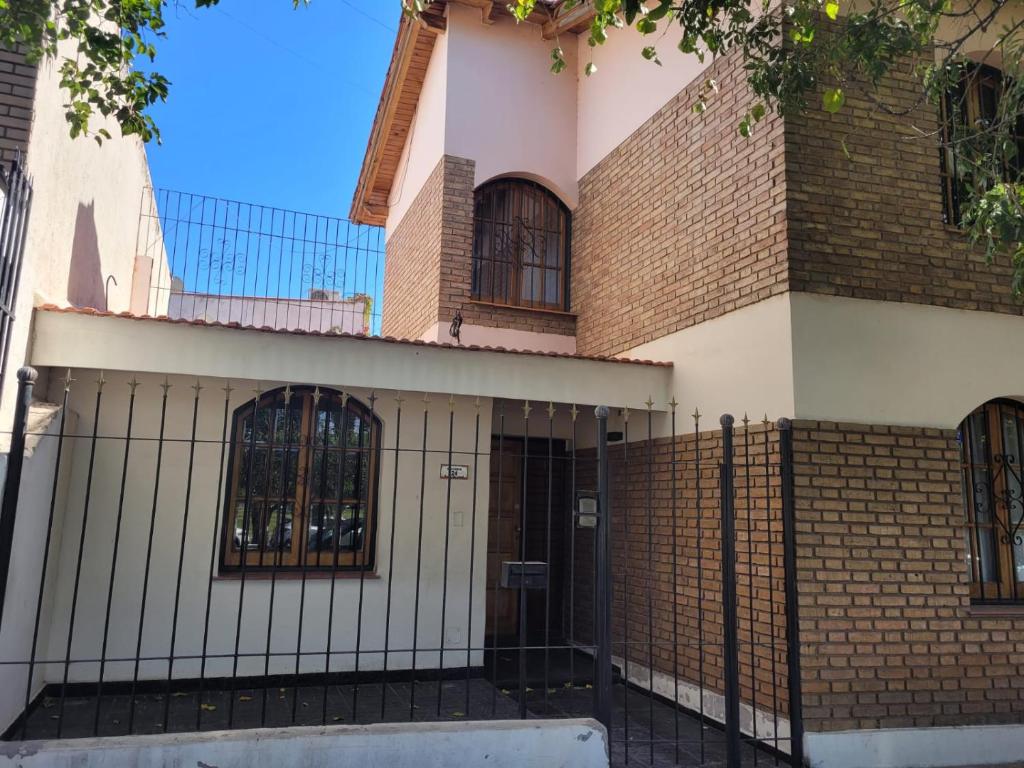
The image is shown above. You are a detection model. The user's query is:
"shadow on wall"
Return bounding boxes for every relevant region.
[67,201,105,310]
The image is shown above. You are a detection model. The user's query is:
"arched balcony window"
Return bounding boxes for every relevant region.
[959,399,1024,601]
[221,386,380,572]
[471,178,570,311]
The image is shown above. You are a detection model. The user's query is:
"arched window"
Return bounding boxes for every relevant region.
[959,399,1024,602]
[221,386,380,572]
[471,178,570,311]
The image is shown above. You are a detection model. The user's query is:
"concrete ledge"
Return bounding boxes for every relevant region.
[0,718,609,768]
[806,723,1024,768]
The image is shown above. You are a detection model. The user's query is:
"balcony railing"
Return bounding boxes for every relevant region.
[137,188,384,335]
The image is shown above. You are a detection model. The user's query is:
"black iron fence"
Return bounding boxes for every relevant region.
[0,368,802,768]
[138,189,385,335]
[0,157,32,400]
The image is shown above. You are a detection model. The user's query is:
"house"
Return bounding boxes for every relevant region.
[0,2,1021,768]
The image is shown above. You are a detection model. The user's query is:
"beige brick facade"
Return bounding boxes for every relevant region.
[792,421,1024,731]
[0,47,37,162]
[785,59,1022,316]
[572,51,790,358]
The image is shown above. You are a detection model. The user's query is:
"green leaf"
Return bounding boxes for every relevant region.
[750,103,766,122]
[823,87,845,113]
[641,46,662,65]
[636,16,656,34]
[825,1,839,20]
[585,61,598,77]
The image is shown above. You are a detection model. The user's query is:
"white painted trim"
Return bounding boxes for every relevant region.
[420,320,577,355]
[806,724,1024,768]
[29,310,670,412]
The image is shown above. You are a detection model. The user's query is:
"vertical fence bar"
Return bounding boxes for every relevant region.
[670,400,680,765]
[436,397,456,716]
[777,419,804,768]
[408,395,430,720]
[593,405,612,731]
[517,401,530,720]
[196,381,233,730]
[694,408,706,764]
[128,377,169,734]
[0,366,36,626]
[763,417,781,765]
[57,373,106,737]
[720,414,741,768]
[94,378,139,735]
[379,393,404,721]
[20,371,71,740]
[465,398,481,716]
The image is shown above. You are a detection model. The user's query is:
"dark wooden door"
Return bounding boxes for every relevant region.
[486,437,522,640]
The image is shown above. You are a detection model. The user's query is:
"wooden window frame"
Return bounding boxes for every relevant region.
[940,63,1024,226]
[959,399,1024,603]
[220,386,381,573]
[471,178,571,312]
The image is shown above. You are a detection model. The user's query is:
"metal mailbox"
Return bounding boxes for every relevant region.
[500,560,548,590]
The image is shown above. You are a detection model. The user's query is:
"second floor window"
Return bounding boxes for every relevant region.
[940,64,1024,225]
[471,178,570,312]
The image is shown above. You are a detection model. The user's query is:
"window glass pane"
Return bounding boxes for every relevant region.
[309,449,342,499]
[545,269,560,305]
[233,501,263,551]
[307,502,336,553]
[339,504,363,551]
[264,502,294,553]
[238,446,271,498]
[521,266,541,303]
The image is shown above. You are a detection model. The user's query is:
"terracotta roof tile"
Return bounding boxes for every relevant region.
[36,305,672,368]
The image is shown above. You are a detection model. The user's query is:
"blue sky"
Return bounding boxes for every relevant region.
[144,0,397,219]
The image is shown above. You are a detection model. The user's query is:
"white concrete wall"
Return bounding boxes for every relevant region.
[444,4,579,208]
[0,405,77,732]
[0,719,609,768]
[35,371,492,686]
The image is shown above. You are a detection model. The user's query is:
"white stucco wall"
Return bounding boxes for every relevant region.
[444,4,579,208]
[0,405,77,733]
[36,371,492,687]
[0,37,163,439]
[385,31,449,237]
[575,21,710,178]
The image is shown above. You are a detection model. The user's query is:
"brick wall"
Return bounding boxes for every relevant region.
[571,422,790,720]
[571,50,790,358]
[0,47,37,162]
[382,156,444,339]
[382,155,576,340]
[785,57,1022,315]
[792,421,1024,731]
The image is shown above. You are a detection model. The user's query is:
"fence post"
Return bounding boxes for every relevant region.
[719,414,741,768]
[594,405,613,730]
[777,418,805,767]
[0,366,37,629]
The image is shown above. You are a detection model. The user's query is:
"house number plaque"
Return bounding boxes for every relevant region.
[440,464,469,480]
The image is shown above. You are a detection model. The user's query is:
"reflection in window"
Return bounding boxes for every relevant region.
[222,386,379,571]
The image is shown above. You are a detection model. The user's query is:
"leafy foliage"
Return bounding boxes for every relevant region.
[518,0,1024,296]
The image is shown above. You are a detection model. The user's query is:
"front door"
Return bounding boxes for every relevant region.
[486,437,522,640]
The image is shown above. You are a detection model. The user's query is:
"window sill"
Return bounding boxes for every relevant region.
[214,570,379,582]
[467,299,576,319]
[966,602,1024,618]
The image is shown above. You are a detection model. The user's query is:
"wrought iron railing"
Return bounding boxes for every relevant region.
[137,189,384,335]
[0,369,803,768]
[0,157,32,401]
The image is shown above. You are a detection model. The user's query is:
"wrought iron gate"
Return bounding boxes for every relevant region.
[0,372,801,768]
